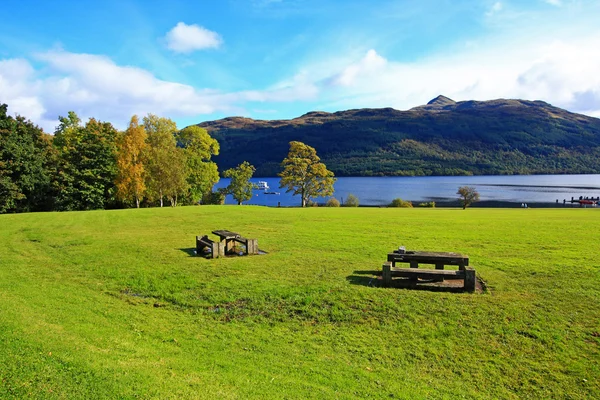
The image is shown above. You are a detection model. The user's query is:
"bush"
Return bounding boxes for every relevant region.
[344,194,359,207]
[418,201,436,208]
[202,190,226,205]
[390,198,413,208]
[326,198,340,207]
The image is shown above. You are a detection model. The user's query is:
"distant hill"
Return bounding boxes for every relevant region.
[196,96,600,176]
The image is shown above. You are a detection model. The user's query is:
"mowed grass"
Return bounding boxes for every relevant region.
[0,206,599,399]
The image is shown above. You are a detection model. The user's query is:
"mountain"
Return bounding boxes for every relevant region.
[196,96,600,176]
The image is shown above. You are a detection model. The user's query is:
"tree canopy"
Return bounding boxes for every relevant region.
[53,113,118,211]
[143,115,187,207]
[457,186,480,209]
[0,104,54,213]
[116,115,147,208]
[279,141,335,207]
[176,125,220,204]
[224,161,256,205]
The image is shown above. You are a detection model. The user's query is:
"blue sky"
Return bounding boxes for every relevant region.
[1,0,599,132]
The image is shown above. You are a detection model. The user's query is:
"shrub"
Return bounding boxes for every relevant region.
[390,198,413,208]
[202,190,226,205]
[326,198,340,207]
[344,194,359,207]
[418,201,436,208]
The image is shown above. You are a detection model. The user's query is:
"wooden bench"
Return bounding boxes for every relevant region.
[196,235,224,258]
[382,262,476,292]
[212,230,259,255]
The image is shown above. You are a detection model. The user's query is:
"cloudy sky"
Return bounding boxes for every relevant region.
[1,0,599,132]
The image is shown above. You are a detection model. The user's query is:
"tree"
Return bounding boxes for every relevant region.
[0,104,55,213]
[344,194,359,207]
[175,125,220,204]
[279,141,335,207]
[53,113,118,211]
[143,114,187,207]
[457,186,480,209]
[224,161,256,205]
[115,116,147,208]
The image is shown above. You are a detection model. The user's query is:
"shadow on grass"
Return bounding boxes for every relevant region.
[347,270,471,293]
[179,248,198,257]
[346,270,380,287]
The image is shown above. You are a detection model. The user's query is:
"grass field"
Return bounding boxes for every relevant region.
[0,206,599,399]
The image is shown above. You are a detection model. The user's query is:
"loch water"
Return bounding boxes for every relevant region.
[214,174,600,207]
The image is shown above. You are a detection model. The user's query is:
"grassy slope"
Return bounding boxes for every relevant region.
[0,206,599,399]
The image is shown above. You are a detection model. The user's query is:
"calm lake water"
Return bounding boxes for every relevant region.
[214,174,600,206]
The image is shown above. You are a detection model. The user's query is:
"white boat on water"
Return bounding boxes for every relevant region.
[256,181,269,190]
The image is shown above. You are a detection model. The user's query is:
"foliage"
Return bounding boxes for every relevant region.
[1,207,599,398]
[344,194,359,207]
[279,141,336,207]
[457,186,480,209]
[224,161,256,205]
[202,188,226,205]
[418,201,436,207]
[115,115,147,208]
[0,104,55,213]
[176,125,220,204]
[53,113,118,211]
[143,114,188,207]
[389,198,413,207]
[325,197,340,207]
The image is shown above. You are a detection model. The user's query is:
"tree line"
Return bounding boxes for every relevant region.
[0,104,336,213]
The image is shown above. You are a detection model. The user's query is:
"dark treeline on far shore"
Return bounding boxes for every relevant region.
[0,104,224,213]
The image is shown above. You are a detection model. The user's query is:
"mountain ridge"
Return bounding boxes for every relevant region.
[196,96,600,176]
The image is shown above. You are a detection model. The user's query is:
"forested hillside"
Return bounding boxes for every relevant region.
[199,96,600,176]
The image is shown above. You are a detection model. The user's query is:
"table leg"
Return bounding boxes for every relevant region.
[409,261,418,281]
[434,263,444,282]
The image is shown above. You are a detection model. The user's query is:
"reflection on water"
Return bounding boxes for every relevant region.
[214,174,600,206]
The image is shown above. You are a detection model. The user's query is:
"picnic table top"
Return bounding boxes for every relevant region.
[212,230,241,239]
[388,250,469,265]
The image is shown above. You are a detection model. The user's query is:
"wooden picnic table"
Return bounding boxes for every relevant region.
[383,250,475,291]
[212,230,241,253]
[212,230,258,255]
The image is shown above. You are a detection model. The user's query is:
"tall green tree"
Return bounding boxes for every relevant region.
[279,141,336,207]
[224,161,256,205]
[115,115,147,208]
[143,114,187,207]
[175,125,220,204]
[0,104,55,213]
[54,113,118,211]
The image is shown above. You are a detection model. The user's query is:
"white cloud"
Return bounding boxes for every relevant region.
[0,50,317,132]
[164,22,222,53]
[544,0,562,6]
[325,49,387,87]
[486,2,503,16]
[276,31,600,117]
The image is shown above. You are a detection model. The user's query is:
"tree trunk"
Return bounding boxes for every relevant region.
[135,197,140,208]
[159,190,163,207]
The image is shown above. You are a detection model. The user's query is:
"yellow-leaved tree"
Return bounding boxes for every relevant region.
[279,141,335,207]
[115,115,147,208]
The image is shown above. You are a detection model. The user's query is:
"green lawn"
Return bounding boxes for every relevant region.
[0,206,599,399]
